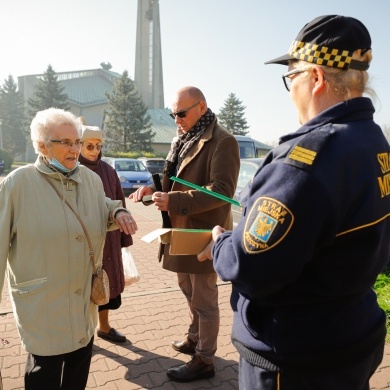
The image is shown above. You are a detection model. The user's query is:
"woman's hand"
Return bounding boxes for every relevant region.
[129,186,153,202]
[197,225,225,261]
[115,211,138,235]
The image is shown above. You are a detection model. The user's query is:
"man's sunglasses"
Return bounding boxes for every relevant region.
[83,143,103,151]
[170,102,200,119]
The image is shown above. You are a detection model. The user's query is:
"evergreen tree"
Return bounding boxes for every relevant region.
[105,71,154,152]
[0,75,26,157]
[218,93,249,136]
[100,62,112,71]
[27,65,70,118]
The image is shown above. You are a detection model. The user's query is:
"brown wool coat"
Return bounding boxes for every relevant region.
[160,118,240,274]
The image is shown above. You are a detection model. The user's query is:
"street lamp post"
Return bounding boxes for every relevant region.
[0,119,2,149]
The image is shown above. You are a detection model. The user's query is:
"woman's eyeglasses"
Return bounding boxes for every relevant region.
[282,69,305,91]
[83,143,103,151]
[50,139,81,149]
[170,102,200,119]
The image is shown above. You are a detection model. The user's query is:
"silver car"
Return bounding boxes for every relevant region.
[233,158,264,226]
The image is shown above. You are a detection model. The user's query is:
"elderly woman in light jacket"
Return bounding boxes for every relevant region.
[0,108,137,390]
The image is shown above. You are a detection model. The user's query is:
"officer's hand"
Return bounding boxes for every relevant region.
[197,225,225,261]
[197,240,214,261]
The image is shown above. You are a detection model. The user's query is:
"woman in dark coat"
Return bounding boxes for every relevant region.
[79,126,133,343]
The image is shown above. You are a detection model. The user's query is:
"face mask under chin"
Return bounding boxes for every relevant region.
[47,157,79,173]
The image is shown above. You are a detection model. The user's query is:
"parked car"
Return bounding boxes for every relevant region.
[0,159,4,174]
[102,157,153,195]
[232,158,265,226]
[138,157,165,178]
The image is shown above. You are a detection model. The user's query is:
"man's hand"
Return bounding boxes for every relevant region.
[152,191,169,211]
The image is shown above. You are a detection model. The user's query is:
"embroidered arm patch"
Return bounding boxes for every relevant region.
[243,197,294,253]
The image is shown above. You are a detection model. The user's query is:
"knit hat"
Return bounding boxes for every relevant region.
[81,126,104,142]
[265,15,371,70]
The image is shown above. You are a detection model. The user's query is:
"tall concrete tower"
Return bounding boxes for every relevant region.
[134,0,164,109]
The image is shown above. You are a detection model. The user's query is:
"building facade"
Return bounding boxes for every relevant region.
[18,68,177,161]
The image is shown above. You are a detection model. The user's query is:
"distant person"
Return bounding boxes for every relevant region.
[0,108,137,389]
[79,126,134,343]
[130,86,240,382]
[199,15,390,389]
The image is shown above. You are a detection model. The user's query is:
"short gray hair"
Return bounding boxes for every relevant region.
[30,108,82,154]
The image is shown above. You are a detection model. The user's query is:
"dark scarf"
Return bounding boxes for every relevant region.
[78,151,101,172]
[78,151,115,199]
[164,108,215,178]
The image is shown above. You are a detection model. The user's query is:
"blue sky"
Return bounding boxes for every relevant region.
[1,0,389,144]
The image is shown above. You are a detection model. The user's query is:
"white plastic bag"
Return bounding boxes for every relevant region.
[122,246,140,286]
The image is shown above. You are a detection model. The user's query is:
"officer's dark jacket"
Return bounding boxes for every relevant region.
[213,97,390,371]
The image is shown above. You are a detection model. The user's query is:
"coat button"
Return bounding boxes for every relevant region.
[76,236,84,242]
[76,289,82,295]
[181,209,188,215]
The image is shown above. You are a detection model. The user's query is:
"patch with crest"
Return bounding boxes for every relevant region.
[244,197,294,253]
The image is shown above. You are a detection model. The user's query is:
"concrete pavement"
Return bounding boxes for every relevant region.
[0,198,389,389]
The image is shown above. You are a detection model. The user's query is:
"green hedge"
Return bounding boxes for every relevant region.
[374,267,390,343]
[0,149,13,170]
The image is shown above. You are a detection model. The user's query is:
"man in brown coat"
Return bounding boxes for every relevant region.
[130,86,239,382]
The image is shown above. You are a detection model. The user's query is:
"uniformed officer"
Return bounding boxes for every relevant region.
[199,15,390,390]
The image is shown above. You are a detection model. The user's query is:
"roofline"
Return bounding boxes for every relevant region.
[18,68,121,79]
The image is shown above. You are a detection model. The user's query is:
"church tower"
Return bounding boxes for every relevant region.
[134,0,164,109]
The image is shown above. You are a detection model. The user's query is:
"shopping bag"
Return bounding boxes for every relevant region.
[122,246,140,286]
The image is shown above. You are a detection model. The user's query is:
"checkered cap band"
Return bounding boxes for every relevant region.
[288,40,355,69]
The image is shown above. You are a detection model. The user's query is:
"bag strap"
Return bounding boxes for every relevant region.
[37,170,98,274]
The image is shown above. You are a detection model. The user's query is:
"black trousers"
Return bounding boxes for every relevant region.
[25,336,93,390]
[238,341,384,390]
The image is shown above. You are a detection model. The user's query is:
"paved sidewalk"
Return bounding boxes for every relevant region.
[0,199,389,389]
